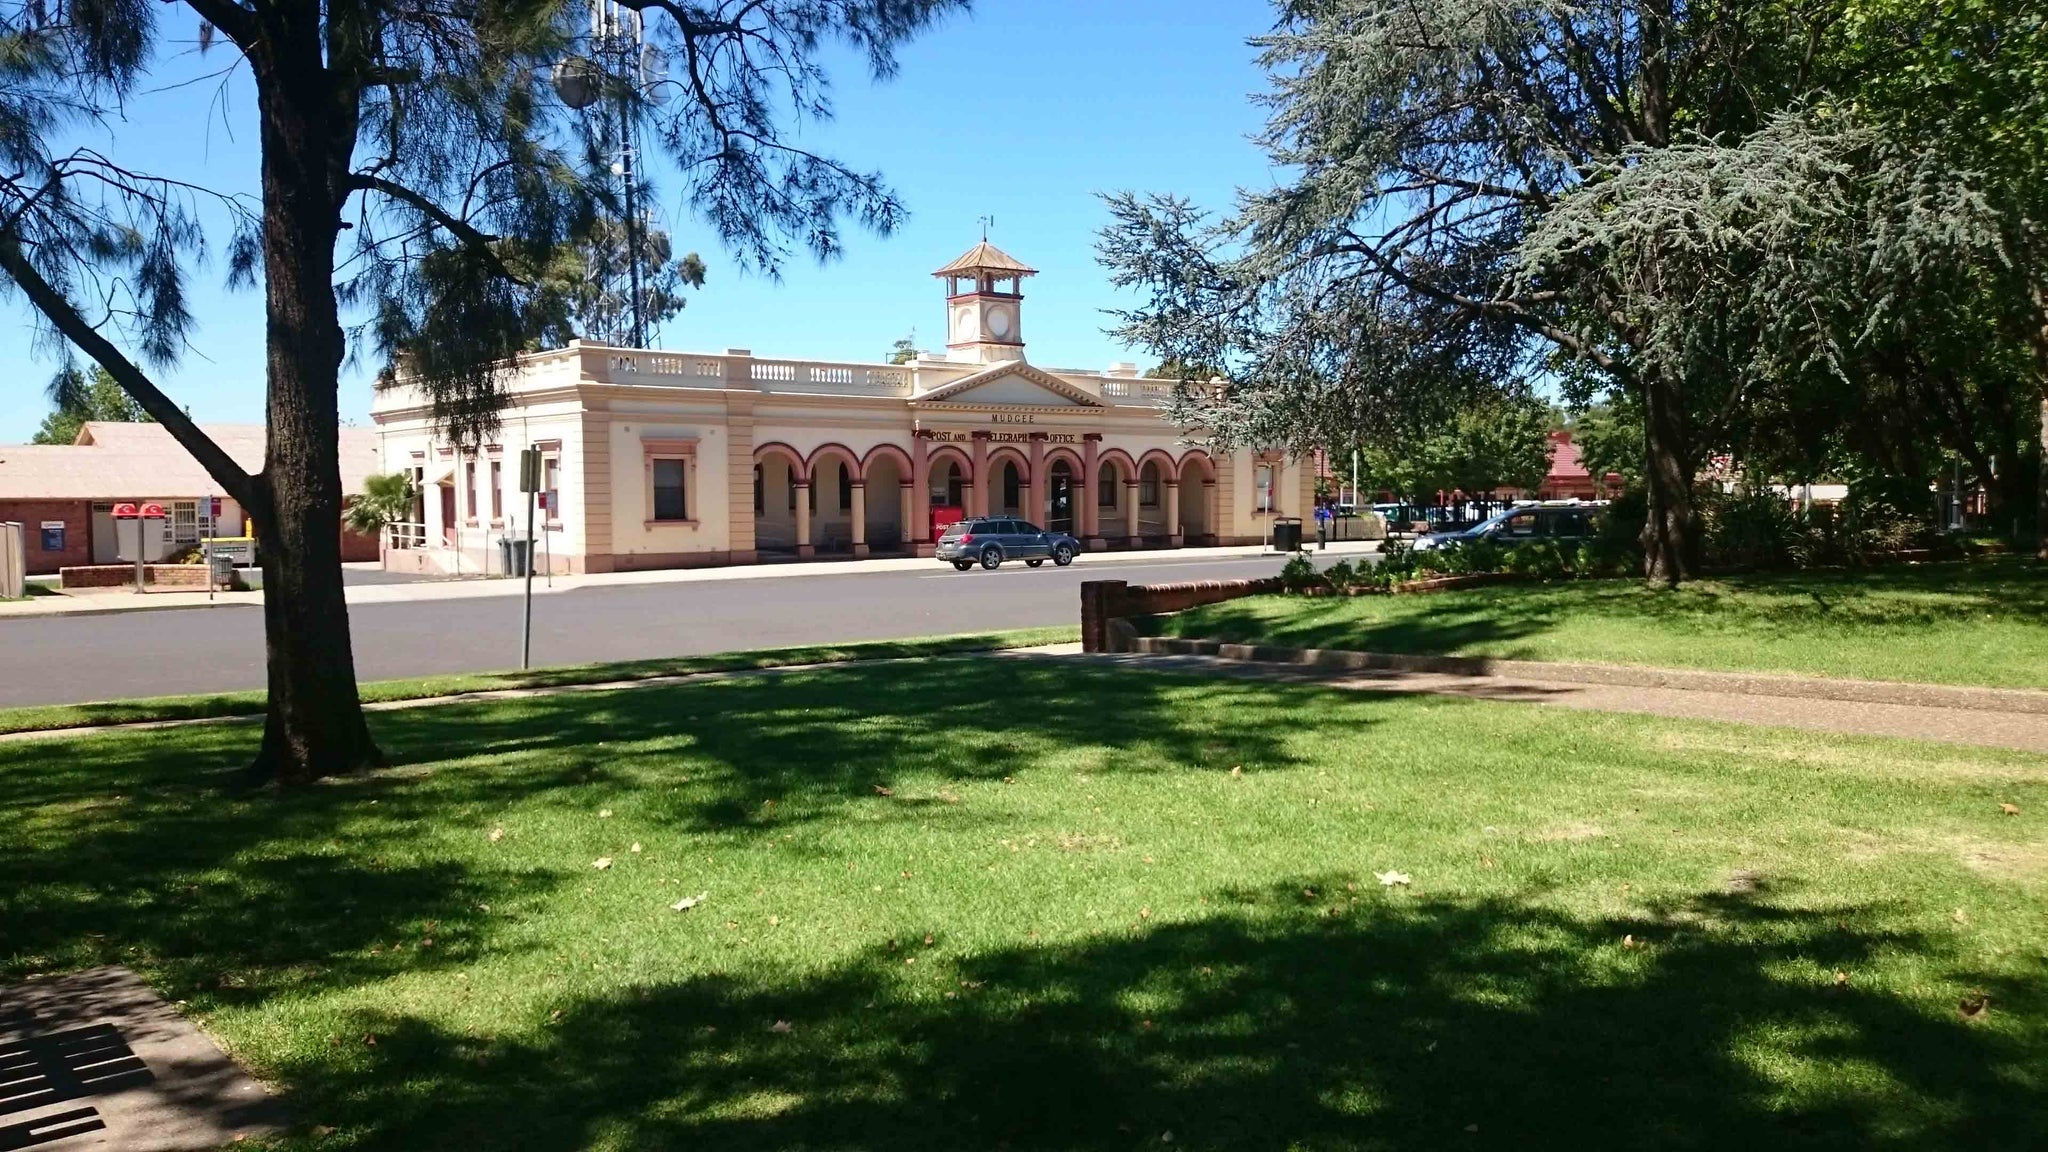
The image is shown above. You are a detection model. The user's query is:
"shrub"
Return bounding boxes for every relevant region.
[1323,558,1358,591]
[1279,553,1321,592]
[1699,487,1805,571]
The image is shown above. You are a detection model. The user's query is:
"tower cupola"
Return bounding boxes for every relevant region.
[933,241,1035,364]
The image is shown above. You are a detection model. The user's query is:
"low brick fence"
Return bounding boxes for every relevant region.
[1080,578,1280,653]
[59,564,212,590]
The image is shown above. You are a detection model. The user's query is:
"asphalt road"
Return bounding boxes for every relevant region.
[0,552,1322,707]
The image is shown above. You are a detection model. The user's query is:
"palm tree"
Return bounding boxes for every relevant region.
[344,473,419,551]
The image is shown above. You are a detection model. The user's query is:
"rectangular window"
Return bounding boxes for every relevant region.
[464,461,477,522]
[1255,464,1276,513]
[1098,467,1117,507]
[542,457,560,523]
[652,458,687,521]
[171,500,199,544]
[1139,476,1160,507]
[490,461,503,521]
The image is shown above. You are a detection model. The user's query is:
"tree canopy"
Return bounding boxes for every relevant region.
[32,363,153,445]
[0,0,963,782]
[1099,0,2048,580]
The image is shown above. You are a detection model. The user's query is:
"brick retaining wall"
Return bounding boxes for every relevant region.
[59,564,211,589]
[1080,577,1280,653]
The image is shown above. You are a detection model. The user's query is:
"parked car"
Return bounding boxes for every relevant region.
[1411,501,1604,552]
[935,518,1080,571]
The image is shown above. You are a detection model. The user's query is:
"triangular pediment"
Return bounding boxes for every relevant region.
[916,361,1104,408]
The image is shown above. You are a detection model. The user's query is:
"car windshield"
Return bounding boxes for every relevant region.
[940,523,971,538]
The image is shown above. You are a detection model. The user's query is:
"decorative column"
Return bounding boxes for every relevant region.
[970,431,991,518]
[1124,479,1141,544]
[911,431,933,556]
[898,481,915,547]
[849,481,869,558]
[1027,432,1047,526]
[1203,480,1218,546]
[1165,480,1182,547]
[1081,433,1103,550]
[794,481,813,558]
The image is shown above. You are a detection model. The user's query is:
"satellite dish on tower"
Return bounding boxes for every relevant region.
[552,56,602,109]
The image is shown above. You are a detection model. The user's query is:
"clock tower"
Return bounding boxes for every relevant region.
[933,240,1035,364]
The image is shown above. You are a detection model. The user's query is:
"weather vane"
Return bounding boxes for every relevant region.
[978,214,995,241]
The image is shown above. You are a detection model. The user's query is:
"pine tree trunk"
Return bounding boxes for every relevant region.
[2037,394,2047,560]
[245,10,382,785]
[1640,368,1696,587]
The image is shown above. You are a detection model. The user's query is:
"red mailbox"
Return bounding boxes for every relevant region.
[111,502,138,519]
[929,504,965,541]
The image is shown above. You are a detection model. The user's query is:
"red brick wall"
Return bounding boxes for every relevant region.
[1081,578,1281,652]
[58,564,211,589]
[0,500,92,575]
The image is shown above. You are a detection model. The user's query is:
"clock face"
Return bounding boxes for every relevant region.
[986,306,1013,339]
[954,307,976,338]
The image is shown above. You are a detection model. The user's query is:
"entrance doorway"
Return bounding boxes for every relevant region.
[1048,461,1074,534]
[438,483,456,546]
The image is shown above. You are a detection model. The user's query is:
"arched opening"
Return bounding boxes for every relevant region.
[930,454,969,515]
[1001,461,1022,515]
[1097,457,1131,543]
[752,444,806,555]
[1047,460,1075,535]
[806,445,861,554]
[1177,452,1215,544]
[863,450,908,552]
[1137,460,1167,539]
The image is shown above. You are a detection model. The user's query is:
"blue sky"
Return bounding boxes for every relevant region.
[0,1,1281,443]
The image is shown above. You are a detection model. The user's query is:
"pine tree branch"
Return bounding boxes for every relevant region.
[346,174,527,283]
[179,0,260,52]
[0,235,256,505]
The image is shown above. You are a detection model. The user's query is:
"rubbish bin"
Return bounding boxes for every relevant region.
[499,536,533,577]
[208,551,236,590]
[1271,517,1303,553]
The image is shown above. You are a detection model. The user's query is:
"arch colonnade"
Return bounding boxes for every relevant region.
[749,433,1219,558]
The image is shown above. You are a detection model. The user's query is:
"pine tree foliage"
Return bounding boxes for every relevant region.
[0,0,962,782]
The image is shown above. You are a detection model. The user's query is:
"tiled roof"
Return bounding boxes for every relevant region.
[931,241,1037,277]
[1546,431,1591,482]
[0,422,379,500]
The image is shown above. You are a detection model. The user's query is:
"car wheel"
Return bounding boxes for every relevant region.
[1026,558,1044,568]
[1052,544,1075,567]
[952,560,973,571]
[979,545,1003,570]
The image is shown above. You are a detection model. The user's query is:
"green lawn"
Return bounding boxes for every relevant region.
[3,657,2043,1149]
[1158,558,2048,688]
[0,627,1076,735]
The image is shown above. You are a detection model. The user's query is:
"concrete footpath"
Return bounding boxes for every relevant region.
[14,642,2048,758]
[0,541,1380,620]
[1076,649,2048,755]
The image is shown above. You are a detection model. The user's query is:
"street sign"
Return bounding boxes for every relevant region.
[207,537,256,565]
[519,448,542,493]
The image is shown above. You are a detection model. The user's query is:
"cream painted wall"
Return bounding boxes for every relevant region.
[607,417,732,558]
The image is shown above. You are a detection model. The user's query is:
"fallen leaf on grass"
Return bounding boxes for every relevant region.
[592,857,613,871]
[1958,992,1991,1021]
[1229,766,1243,778]
[1375,870,1411,887]
[1952,907,1969,924]
[1999,802,2021,816]
[873,784,894,796]
[1621,934,1642,950]
[670,892,708,912]
[598,809,613,819]
[487,827,504,843]
[1834,970,1849,987]
[630,842,643,854]
[769,1020,792,1034]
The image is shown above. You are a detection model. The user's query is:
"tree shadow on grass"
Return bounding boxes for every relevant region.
[1159,558,2048,660]
[373,659,1310,835]
[284,877,2048,1151]
[0,661,1303,996]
